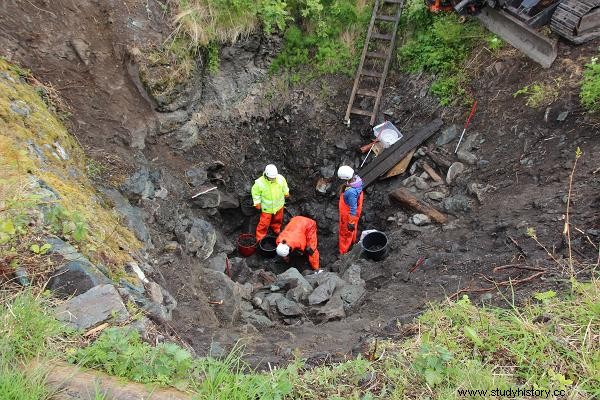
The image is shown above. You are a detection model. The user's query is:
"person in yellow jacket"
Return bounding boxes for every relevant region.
[252,164,289,241]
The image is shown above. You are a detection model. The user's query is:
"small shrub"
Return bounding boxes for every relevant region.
[580,56,600,112]
[72,327,194,386]
[412,343,453,387]
[513,79,561,108]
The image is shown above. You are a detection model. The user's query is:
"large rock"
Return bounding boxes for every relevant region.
[436,125,459,146]
[175,217,216,259]
[316,293,345,321]
[276,268,313,293]
[49,259,111,298]
[119,282,177,323]
[242,311,274,327]
[340,265,366,312]
[121,167,155,200]
[442,195,472,214]
[197,268,242,325]
[55,284,129,330]
[308,275,344,305]
[446,162,465,185]
[185,167,208,187]
[192,190,221,208]
[206,253,228,273]
[276,297,303,316]
[101,188,151,245]
[218,192,240,209]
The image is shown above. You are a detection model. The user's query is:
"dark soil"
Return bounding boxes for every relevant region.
[3,1,599,369]
[238,236,258,247]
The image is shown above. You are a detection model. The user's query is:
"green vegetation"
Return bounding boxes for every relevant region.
[0,59,140,281]
[513,79,561,108]
[397,0,498,105]
[159,0,371,81]
[580,56,600,112]
[0,293,70,400]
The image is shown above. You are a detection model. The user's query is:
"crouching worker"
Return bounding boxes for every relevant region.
[337,165,364,254]
[275,216,320,271]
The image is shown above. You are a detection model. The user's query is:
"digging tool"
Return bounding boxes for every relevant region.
[454,100,478,154]
[409,257,425,273]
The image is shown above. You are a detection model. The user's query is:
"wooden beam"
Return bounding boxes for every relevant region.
[39,361,192,400]
[389,188,448,224]
[359,118,443,187]
[422,162,444,183]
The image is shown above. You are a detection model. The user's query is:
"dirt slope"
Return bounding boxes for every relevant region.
[1,1,598,367]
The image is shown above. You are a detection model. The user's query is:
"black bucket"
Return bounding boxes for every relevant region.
[361,231,388,261]
[258,236,277,258]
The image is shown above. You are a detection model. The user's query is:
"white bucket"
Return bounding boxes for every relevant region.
[373,121,403,148]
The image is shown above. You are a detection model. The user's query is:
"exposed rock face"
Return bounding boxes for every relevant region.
[100,188,152,246]
[197,268,243,326]
[175,217,216,260]
[55,284,129,330]
[48,258,112,298]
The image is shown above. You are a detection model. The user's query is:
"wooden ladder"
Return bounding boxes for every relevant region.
[344,0,404,126]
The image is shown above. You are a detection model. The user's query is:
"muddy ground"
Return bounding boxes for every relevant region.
[1,0,599,367]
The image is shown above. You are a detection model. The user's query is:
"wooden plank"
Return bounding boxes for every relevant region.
[344,0,381,123]
[361,69,383,78]
[422,162,444,183]
[371,32,394,40]
[382,149,415,178]
[389,188,448,224]
[366,51,388,59]
[357,88,378,97]
[350,108,374,117]
[359,118,443,187]
[376,14,397,21]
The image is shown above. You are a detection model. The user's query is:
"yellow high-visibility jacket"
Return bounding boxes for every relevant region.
[251,175,289,214]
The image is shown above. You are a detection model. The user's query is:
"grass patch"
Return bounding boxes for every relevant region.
[0,59,140,281]
[397,0,496,105]
[513,79,561,108]
[581,55,600,112]
[0,292,72,400]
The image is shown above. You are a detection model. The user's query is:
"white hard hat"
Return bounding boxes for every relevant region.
[337,165,354,180]
[264,164,278,179]
[276,242,290,257]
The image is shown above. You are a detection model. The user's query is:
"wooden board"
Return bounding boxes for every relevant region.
[382,149,415,178]
[359,118,443,187]
[389,188,447,224]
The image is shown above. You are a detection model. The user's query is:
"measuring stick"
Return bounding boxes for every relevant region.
[454,100,478,154]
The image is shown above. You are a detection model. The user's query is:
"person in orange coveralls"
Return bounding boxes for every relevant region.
[337,165,364,254]
[275,216,320,271]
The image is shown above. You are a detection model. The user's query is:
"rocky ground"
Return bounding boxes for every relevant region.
[1,0,598,368]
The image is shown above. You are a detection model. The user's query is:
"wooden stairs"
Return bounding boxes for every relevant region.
[344,0,404,126]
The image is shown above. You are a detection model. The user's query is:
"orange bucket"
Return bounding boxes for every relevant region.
[237,233,257,257]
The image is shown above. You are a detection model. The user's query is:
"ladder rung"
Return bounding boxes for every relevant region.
[350,108,374,117]
[357,89,378,97]
[366,51,388,59]
[361,69,383,78]
[376,14,397,22]
[384,0,403,3]
[371,32,393,40]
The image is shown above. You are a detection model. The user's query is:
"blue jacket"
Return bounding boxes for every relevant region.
[343,186,362,216]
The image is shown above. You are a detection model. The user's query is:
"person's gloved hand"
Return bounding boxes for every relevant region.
[255,204,261,210]
[305,246,314,256]
[347,223,355,232]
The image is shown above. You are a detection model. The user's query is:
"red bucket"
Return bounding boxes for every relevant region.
[237,233,257,257]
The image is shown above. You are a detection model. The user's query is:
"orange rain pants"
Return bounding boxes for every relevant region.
[276,216,320,270]
[256,207,284,241]
[338,190,364,254]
